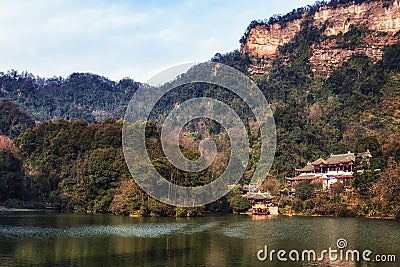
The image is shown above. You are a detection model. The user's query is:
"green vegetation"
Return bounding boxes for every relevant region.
[1,0,400,218]
[0,150,24,202]
[0,119,232,216]
[0,98,34,138]
[278,158,400,219]
[239,0,387,44]
[0,71,140,122]
[336,25,371,49]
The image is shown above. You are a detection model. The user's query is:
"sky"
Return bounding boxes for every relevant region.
[0,0,317,83]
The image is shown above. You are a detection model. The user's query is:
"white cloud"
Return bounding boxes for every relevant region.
[0,0,317,82]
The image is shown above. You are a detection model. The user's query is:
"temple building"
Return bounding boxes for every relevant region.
[286,151,361,189]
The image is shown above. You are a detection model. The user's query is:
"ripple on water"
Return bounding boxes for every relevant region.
[221,221,252,239]
[181,222,218,234]
[0,223,189,239]
[0,220,223,240]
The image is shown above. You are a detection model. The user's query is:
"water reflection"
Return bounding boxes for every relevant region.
[0,212,399,267]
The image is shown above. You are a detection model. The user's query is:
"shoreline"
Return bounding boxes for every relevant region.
[279,211,396,220]
[0,205,397,220]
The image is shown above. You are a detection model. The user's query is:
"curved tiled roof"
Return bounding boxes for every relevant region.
[325,151,355,164]
[311,158,327,166]
[294,151,358,174]
[295,162,314,172]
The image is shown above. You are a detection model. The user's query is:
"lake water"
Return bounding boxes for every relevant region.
[0,212,399,266]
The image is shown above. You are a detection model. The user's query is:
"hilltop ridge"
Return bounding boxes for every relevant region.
[241,0,400,76]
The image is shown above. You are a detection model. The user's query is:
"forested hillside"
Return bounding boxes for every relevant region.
[212,38,400,179]
[1,0,400,218]
[3,119,232,215]
[0,71,140,122]
[0,98,34,138]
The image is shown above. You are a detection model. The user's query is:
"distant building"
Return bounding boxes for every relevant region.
[286,151,360,189]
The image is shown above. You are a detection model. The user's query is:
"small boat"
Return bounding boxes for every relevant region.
[242,190,279,215]
[252,202,271,215]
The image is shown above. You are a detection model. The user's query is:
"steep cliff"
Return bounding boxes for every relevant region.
[241,0,400,77]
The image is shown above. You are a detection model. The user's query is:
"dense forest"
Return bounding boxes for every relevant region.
[0,71,140,122]
[1,119,236,216]
[1,0,400,218]
[0,98,35,138]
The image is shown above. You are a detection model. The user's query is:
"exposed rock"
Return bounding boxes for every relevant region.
[241,0,400,77]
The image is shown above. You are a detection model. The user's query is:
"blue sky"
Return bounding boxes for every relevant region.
[0,0,317,82]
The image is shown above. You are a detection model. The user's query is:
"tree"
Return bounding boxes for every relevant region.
[383,41,400,72]
[230,196,251,213]
[330,182,345,198]
[372,157,400,218]
[261,178,282,195]
[0,135,16,152]
[295,180,314,201]
[0,99,34,138]
[227,185,251,212]
[87,148,120,211]
[353,171,379,195]
[109,179,143,215]
[0,150,24,201]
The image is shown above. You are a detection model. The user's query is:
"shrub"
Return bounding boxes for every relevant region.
[292,199,303,212]
[304,199,316,210]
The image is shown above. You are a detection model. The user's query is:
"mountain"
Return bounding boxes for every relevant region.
[240,0,400,77]
[211,0,400,178]
[1,0,400,217]
[0,71,140,122]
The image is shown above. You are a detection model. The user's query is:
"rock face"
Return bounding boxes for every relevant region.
[241,0,400,76]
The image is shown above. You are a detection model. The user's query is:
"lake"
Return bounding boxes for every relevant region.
[0,212,399,266]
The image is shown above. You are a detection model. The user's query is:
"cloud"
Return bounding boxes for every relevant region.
[0,0,317,82]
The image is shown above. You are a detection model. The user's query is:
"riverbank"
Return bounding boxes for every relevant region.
[2,206,395,221]
[278,206,397,220]
[1,199,398,220]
